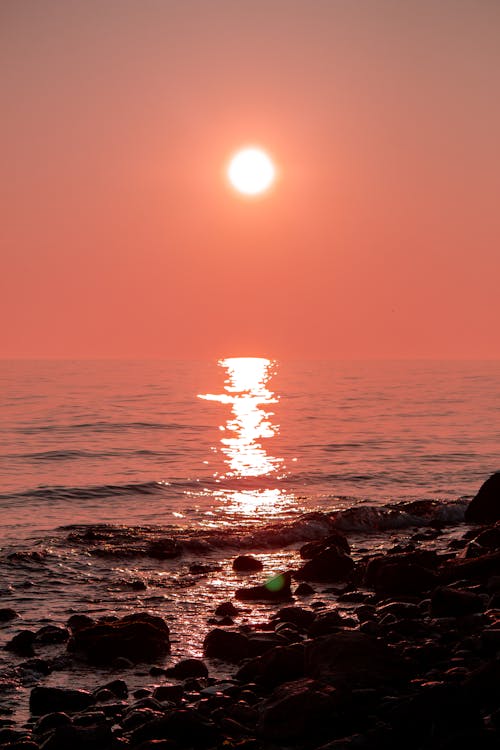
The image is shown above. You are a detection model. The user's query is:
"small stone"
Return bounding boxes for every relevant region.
[233,556,263,572]
[0,608,19,623]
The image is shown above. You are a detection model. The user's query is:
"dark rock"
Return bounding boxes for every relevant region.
[295,582,315,597]
[130,708,220,747]
[33,713,72,736]
[95,679,128,699]
[364,550,439,586]
[305,631,407,687]
[235,572,293,601]
[152,684,183,703]
[236,642,305,686]
[134,741,177,750]
[473,524,500,550]
[295,547,354,582]
[38,723,112,750]
[5,630,36,656]
[442,550,500,583]
[0,608,18,623]
[30,687,95,715]
[374,563,438,596]
[214,602,240,617]
[164,658,209,679]
[203,628,250,663]
[66,615,94,633]
[431,586,485,617]
[67,612,170,664]
[35,626,69,645]
[308,610,346,636]
[0,730,31,745]
[300,531,350,559]
[465,473,500,523]
[273,606,315,629]
[257,678,336,742]
[146,538,182,559]
[188,563,221,575]
[0,742,39,750]
[20,658,52,675]
[121,708,164,731]
[232,556,263,572]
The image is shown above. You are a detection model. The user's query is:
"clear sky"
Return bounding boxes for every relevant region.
[1,0,499,359]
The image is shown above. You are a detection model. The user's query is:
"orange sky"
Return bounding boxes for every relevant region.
[1,0,499,359]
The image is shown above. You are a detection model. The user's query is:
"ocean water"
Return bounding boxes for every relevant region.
[1,358,499,721]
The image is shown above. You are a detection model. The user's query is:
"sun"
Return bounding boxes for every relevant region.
[227,147,276,196]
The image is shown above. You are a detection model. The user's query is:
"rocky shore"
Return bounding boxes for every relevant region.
[1,474,500,750]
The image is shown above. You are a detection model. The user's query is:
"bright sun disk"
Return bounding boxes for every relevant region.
[227,147,275,195]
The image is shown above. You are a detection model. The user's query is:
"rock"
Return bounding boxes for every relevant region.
[164,658,209,679]
[235,572,293,602]
[66,614,94,633]
[295,583,315,597]
[431,586,485,617]
[38,723,112,750]
[214,602,240,617]
[67,613,170,664]
[203,629,250,663]
[146,538,182,559]
[305,631,407,688]
[273,606,315,628]
[20,658,52,675]
[95,679,128,699]
[35,626,69,645]
[35,713,70,736]
[373,563,438,596]
[5,630,36,656]
[257,678,336,742]
[133,741,177,750]
[30,687,94,715]
[295,547,354,582]
[364,550,439,587]
[152,684,183,703]
[232,556,263,572]
[300,531,350,559]
[130,708,220,747]
[442,550,500,583]
[465,473,500,523]
[473,524,500,550]
[236,642,305,686]
[308,610,346,636]
[0,608,19,623]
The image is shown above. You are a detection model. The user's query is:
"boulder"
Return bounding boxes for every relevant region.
[257,678,337,742]
[236,642,305,686]
[203,628,250,663]
[465,473,500,523]
[235,572,293,601]
[232,555,263,572]
[35,626,69,645]
[130,708,220,747]
[38,723,112,750]
[5,630,36,656]
[431,586,485,617]
[272,606,315,629]
[0,608,18,622]
[364,550,438,587]
[214,602,240,617]
[373,562,438,596]
[30,687,94,715]
[300,531,350,559]
[164,658,209,679]
[146,538,182,559]
[33,713,72,735]
[67,613,170,664]
[295,547,354,582]
[305,631,407,688]
[441,550,500,583]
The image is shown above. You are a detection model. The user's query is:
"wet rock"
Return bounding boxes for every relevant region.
[29,687,95,715]
[38,723,112,750]
[121,708,164,731]
[295,547,354,582]
[146,538,182,559]
[465,473,500,523]
[364,550,439,587]
[66,615,94,633]
[232,556,263,572]
[473,524,500,550]
[0,608,19,623]
[0,742,40,750]
[257,678,336,742]
[35,626,69,645]
[33,711,71,735]
[442,550,500,583]
[20,658,52,675]
[5,630,36,656]
[188,563,221,575]
[305,631,407,688]
[164,658,209,679]
[236,642,305,686]
[203,628,250,663]
[214,602,240,617]
[295,582,315,597]
[300,531,350,559]
[152,684,183,704]
[308,610,346,636]
[95,679,128,699]
[431,586,485,617]
[373,562,438,596]
[130,708,220,747]
[67,613,170,664]
[235,572,293,602]
[0,729,31,745]
[272,606,315,629]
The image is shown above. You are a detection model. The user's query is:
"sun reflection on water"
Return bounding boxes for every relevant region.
[198,357,283,480]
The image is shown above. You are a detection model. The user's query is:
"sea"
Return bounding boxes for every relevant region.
[1,358,499,720]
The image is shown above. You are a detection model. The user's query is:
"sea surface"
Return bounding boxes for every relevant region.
[1,358,499,720]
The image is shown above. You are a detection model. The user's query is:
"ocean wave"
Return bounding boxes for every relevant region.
[3,448,175,462]
[16,420,202,435]
[0,480,169,502]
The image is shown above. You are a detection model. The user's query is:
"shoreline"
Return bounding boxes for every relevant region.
[1,475,499,749]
